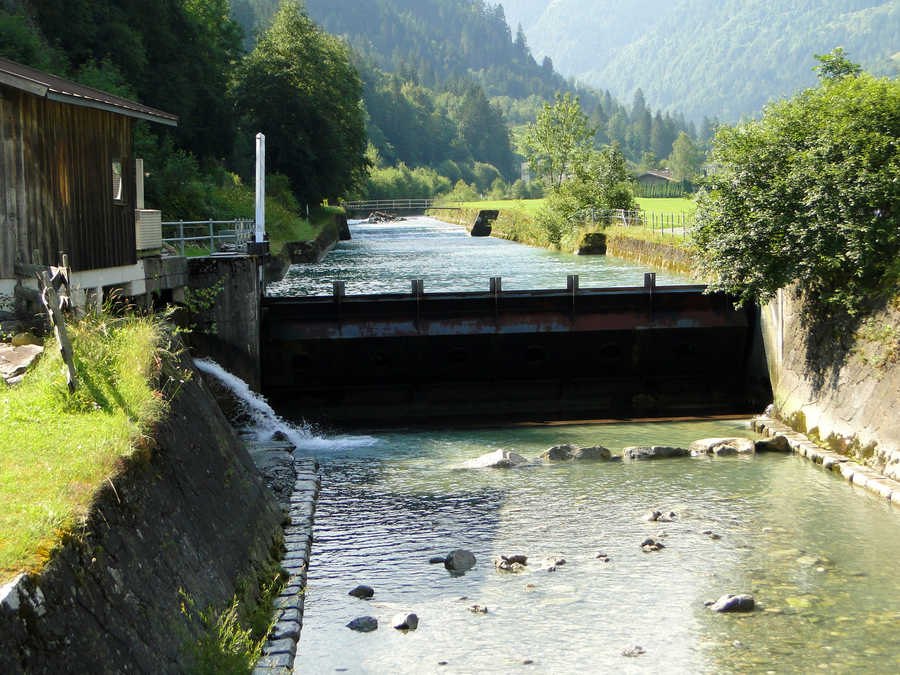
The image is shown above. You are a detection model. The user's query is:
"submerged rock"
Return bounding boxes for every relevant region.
[541,556,566,571]
[494,554,528,572]
[690,438,755,456]
[428,556,447,564]
[709,594,755,612]
[346,616,378,632]
[641,538,665,552]
[622,446,689,460]
[462,449,528,469]
[622,645,646,657]
[445,549,476,574]
[348,585,374,599]
[468,604,488,614]
[391,612,419,630]
[643,510,677,522]
[540,444,611,461]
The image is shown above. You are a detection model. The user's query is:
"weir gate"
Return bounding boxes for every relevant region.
[260,274,769,425]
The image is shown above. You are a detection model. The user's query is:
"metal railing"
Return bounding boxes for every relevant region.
[161,219,255,256]
[575,208,694,238]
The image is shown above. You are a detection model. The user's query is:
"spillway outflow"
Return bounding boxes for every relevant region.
[193,358,377,451]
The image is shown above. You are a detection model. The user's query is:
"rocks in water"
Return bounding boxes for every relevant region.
[755,435,791,453]
[348,585,374,599]
[622,645,646,657]
[702,530,722,540]
[595,552,610,562]
[391,612,419,630]
[641,538,665,553]
[429,555,447,564]
[622,446,689,460]
[541,556,566,572]
[708,594,755,612]
[540,444,611,461]
[494,554,528,572]
[643,510,677,522]
[462,449,528,469]
[346,616,378,632]
[444,549,476,574]
[468,604,488,614]
[689,438,755,457]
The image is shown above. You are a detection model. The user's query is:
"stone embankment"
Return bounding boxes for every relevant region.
[254,458,320,675]
[753,413,900,506]
[0,351,283,674]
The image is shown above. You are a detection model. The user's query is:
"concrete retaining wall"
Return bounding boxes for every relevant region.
[760,288,900,480]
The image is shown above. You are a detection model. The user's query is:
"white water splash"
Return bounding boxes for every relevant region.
[194,358,378,451]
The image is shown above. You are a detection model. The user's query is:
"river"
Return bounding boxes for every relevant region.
[263,217,900,673]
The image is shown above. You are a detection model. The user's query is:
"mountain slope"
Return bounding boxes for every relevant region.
[510,0,900,121]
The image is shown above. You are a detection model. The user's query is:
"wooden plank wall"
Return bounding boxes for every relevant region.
[0,85,136,275]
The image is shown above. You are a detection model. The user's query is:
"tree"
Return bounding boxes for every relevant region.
[231,1,368,205]
[694,57,900,315]
[518,93,594,189]
[813,46,862,81]
[667,131,702,182]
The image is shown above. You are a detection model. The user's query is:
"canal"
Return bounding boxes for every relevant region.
[263,218,900,673]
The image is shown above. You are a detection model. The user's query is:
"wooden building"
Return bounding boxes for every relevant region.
[636,169,675,187]
[0,57,184,312]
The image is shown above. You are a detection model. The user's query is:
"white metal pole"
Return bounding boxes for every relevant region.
[255,133,265,244]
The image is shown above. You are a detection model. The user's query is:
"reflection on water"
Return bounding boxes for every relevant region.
[267,217,691,296]
[292,420,900,674]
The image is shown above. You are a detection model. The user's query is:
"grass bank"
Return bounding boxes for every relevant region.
[0,312,170,583]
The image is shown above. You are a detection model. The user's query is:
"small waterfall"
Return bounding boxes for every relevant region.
[194,358,377,451]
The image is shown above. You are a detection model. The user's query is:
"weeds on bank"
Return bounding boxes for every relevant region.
[180,566,287,675]
[0,309,172,583]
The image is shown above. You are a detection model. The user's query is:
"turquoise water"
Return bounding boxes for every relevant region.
[276,219,900,673]
[267,217,691,296]
[291,420,900,674]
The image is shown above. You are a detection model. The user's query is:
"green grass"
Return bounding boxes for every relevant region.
[635,197,697,215]
[604,225,695,249]
[457,199,545,216]
[0,312,170,583]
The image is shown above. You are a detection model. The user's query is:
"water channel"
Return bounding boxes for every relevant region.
[264,217,900,673]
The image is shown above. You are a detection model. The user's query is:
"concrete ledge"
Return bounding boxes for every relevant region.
[754,416,900,506]
[254,458,320,675]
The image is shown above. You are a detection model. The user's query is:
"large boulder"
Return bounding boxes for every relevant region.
[348,584,374,599]
[540,444,611,461]
[444,549,476,574]
[462,449,528,469]
[622,446,690,460]
[755,435,791,453]
[690,438,755,457]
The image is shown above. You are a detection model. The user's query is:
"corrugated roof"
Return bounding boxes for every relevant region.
[0,57,178,126]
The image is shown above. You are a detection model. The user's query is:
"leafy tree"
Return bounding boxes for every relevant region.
[694,58,900,315]
[813,46,862,81]
[231,1,368,205]
[519,93,594,189]
[667,131,702,182]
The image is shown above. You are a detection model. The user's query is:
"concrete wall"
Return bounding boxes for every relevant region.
[186,256,261,390]
[760,287,900,480]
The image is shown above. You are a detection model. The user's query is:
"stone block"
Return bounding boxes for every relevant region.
[865,479,895,500]
[271,620,301,641]
[262,638,296,657]
[254,652,293,670]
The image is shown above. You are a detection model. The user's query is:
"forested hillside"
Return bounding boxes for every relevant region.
[233,0,702,198]
[508,0,900,122]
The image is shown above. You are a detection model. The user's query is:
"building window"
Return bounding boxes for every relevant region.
[112,159,124,203]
